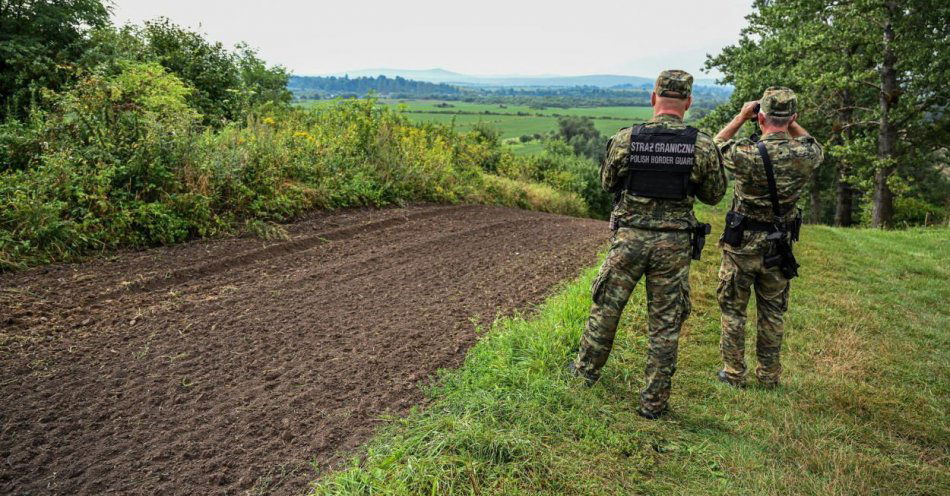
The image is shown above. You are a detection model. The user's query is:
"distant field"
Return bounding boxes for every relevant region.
[301,99,654,151]
[378,99,655,120]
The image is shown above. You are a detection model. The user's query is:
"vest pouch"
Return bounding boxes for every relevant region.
[722,211,745,247]
[627,169,691,200]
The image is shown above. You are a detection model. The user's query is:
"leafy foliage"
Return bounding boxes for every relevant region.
[0,0,111,119]
[554,115,607,163]
[79,18,292,125]
[0,3,601,269]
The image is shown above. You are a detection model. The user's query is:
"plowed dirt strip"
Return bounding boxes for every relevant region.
[0,205,607,495]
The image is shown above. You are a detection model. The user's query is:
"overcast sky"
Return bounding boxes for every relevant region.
[111,0,751,78]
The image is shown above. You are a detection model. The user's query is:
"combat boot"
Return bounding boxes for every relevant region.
[636,405,669,420]
[757,378,780,389]
[565,361,598,387]
[717,370,745,388]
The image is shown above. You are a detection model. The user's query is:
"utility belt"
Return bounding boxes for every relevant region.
[723,210,801,279]
[722,211,802,246]
[609,218,712,261]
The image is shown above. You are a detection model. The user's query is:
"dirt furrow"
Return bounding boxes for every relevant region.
[0,204,607,495]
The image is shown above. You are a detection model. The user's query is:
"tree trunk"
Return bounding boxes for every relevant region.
[834,166,854,226]
[872,1,899,228]
[809,171,823,223]
[834,51,857,227]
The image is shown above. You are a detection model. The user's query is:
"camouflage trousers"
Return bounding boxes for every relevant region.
[717,250,790,385]
[573,227,692,414]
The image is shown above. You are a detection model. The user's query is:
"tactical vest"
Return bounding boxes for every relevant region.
[624,125,699,200]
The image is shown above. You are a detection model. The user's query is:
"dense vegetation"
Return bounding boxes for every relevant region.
[311,199,949,495]
[0,0,111,120]
[704,0,949,228]
[0,3,609,270]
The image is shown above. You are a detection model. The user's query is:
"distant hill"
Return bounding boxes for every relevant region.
[316,68,726,89]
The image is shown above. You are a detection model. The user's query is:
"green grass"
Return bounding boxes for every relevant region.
[310,200,950,495]
[377,100,655,120]
[301,99,652,142]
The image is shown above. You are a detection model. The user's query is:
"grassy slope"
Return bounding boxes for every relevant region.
[310,200,949,495]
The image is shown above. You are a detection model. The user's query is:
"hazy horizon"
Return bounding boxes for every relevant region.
[111,0,751,79]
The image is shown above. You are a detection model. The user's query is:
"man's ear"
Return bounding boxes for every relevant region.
[757,113,766,126]
[651,92,657,107]
[790,113,798,125]
[684,95,692,111]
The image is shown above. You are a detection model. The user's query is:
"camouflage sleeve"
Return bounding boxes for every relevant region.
[693,132,727,206]
[600,128,632,192]
[714,137,739,173]
[795,135,825,166]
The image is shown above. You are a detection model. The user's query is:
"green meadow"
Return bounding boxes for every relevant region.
[301,99,654,148]
[311,198,950,495]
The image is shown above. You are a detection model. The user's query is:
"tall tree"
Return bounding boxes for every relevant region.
[0,0,111,119]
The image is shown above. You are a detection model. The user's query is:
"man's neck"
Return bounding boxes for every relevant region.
[653,111,684,120]
[760,126,790,135]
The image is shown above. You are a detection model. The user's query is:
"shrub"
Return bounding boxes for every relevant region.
[497,140,610,219]
[0,91,591,270]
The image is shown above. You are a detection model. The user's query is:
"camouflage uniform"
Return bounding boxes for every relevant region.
[572,70,727,416]
[715,87,824,386]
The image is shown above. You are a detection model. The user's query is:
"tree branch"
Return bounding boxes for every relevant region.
[839,121,880,131]
[834,105,877,113]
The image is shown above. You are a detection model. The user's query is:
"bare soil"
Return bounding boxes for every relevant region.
[0,204,607,495]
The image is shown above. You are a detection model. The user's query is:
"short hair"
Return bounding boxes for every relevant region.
[656,93,690,108]
[763,114,793,128]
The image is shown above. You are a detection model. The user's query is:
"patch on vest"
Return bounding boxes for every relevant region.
[625,126,699,200]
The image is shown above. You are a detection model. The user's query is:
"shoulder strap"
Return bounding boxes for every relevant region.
[756,141,781,220]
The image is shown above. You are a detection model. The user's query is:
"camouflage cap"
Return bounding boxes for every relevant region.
[654,70,693,99]
[759,86,797,117]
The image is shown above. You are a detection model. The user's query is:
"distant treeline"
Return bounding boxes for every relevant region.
[288,75,461,98]
[291,77,732,110]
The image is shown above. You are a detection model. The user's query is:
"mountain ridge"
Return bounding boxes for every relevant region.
[303,68,724,88]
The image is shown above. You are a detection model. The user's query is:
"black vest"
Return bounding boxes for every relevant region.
[624,125,699,200]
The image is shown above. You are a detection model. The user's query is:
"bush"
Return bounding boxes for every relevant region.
[0,88,590,270]
[80,19,291,126]
[497,140,610,219]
